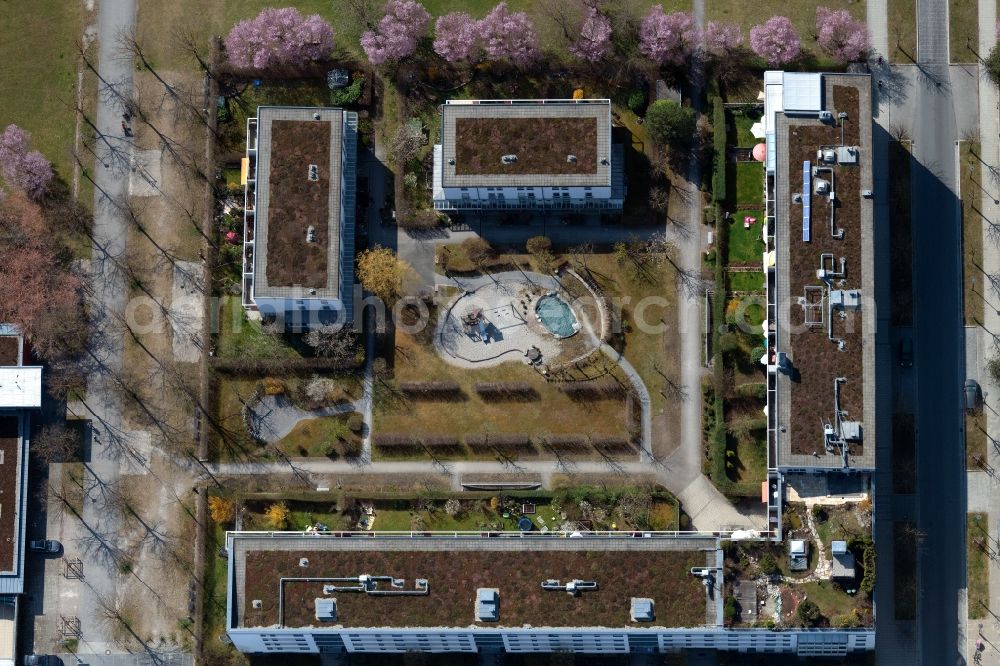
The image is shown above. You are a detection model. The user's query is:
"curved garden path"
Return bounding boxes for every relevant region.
[249,394,358,443]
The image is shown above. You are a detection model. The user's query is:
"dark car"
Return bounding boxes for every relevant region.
[24,656,57,666]
[27,539,61,554]
[898,338,913,368]
[966,379,983,413]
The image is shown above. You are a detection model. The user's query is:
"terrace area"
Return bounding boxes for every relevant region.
[772,76,875,469]
[232,535,719,630]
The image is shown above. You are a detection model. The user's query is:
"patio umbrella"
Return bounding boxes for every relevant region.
[752,142,767,162]
[750,121,766,139]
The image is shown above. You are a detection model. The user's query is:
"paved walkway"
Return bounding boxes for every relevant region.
[971,0,1000,661]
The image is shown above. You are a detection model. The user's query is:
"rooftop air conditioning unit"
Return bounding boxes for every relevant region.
[814,178,830,195]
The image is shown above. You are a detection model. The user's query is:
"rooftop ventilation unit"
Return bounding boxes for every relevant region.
[818,148,836,164]
[818,110,834,123]
[251,599,262,609]
[299,558,309,567]
[841,421,863,441]
[476,588,499,622]
[831,289,861,310]
[448,158,456,165]
[308,164,319,181]
[630,598,655,623]
[600,158,609,165]
[501,154,518,165]
[315,598,338,622]
[313,112,321,120]
[566,154,577,164]
[814,178,831,195]
[306,225,316,243]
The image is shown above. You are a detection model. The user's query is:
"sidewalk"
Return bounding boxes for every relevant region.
[971,0,1000,661]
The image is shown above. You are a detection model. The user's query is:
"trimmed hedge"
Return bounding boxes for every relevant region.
[559,380,625,401]
[399,381,463,400]
[735,382,767,400]
[373,434,419,449]
[474,382,539,401]
[712,96,727,204]
[542,435,589,452]
[465,434,533,451]
[592,436,635,453]
[420,435,462,449]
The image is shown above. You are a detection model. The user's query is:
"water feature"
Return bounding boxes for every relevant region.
[535,295,579,338]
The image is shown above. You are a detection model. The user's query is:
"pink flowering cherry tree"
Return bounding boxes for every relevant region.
[639,7,700,66]
[749,16,801,65]
[703,21,743,58]
[815,7,870,63]
[569,7,613,62]
[224,8,334,70]
[361,0,432,65]
[0,125,53,200]
[477,2,540,67]
[433,12,481,63]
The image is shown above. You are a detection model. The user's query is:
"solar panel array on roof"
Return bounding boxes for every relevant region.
[803,161,812,242]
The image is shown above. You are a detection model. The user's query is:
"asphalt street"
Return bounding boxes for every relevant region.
[910,0,968,662]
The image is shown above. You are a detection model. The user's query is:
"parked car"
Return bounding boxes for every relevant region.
[27,539,60,554]
[966,379,982,412]
[898,338,913,367]
[24,655,57,666]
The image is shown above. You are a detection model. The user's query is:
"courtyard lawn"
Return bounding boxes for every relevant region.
[216,295,302,359]
[730,108,764,148]
[583,253,680,415]
[969,512,990,618]
[727,270,765,293]
[377,329,630,450]
[0,1,84,190]
[726,214,766,265]
[735,162,764,208]
[275,414,361,459]
[707,0,867,62]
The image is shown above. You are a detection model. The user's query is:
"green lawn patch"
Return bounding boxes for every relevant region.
[0,2,84,190]
[969,512,991,619]
[735,162,764,207]
[888,0,918,63]
[275,414,361,459]
[216,295,302,360]
[727,270,765,293]
[707,0,866,62]
[950,0,979,63]
[726,214,766,265]
[729,108,763,148]
[961,141,984,325]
